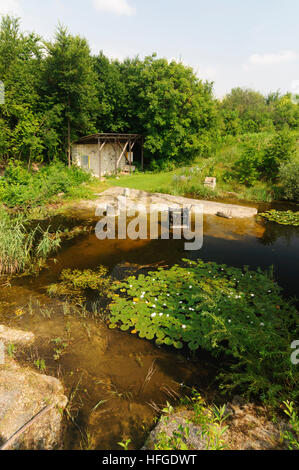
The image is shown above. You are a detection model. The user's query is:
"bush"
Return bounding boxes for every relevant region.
[230,131,297,185]
[0,161,91,207]
[261,130,296,181]
[278,161,299,201]
[231,143,263,186]
[109,259,299,406]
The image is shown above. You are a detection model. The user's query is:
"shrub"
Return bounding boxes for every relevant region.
[261,130,296,181]
[231,143,263,186]
[278,161,299,201]
[0,161,91,207]
[109,259,299,406]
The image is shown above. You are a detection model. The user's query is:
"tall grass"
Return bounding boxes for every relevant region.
[0,210,61,274]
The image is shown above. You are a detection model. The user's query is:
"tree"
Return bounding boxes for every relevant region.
[220,87,270,134]
[262,130,296,180]
[137,55,217,164]
[42,26,98,166]
[0,16,42,164]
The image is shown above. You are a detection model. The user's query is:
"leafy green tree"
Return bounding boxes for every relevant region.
[0,16,42,163]
[262,130,297,180]
[42,26,98,166]
[267,93,299,130]
[220,87,270,134]
[93,52,131,132]
[137,55,217,164]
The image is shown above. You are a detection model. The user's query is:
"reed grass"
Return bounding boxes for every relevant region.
[0,210,61,274]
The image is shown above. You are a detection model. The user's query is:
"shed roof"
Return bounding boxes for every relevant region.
[75,133,143,145]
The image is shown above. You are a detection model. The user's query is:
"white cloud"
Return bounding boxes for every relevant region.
[0,0,22,16]
[93,0,136,16]
[243,50,298,70]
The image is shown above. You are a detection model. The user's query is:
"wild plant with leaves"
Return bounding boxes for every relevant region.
[153,392,228,450]
[259,210,299,226]
[0,210,61,274]
[48,266,111,305]
[109,259,299,407]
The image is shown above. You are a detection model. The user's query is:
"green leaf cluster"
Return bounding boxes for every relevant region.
[109,259,299,406]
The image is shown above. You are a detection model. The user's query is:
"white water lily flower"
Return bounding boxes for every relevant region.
[189,286,193,289]
[159,313,163,317]
[260,322,265,326]
[182,325,187,329]
[151,313,157,317]
[152,304,156,308]
[166,314,170,317]
[228,319,232,323]
[251,294,255,297]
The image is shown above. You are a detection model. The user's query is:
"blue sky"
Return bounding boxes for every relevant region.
[0,0,298,97]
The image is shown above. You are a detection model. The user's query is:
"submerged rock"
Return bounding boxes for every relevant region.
[0,325,67,450]
[0,358,67,450]
[0,325,35,346]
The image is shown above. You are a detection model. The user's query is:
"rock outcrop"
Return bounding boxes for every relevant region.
[0,325,67,450]
[143,396,288,451]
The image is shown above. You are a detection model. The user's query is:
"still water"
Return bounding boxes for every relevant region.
[0,210,298,449]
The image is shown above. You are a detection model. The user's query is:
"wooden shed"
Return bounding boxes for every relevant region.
[72,133,144,179]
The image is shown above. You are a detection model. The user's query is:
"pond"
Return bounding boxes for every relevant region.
[0,206,298,449]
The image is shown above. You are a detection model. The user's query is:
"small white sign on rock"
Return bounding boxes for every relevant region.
[204,177,217,190]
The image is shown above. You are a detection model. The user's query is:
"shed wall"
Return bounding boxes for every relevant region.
[72,143,127,177]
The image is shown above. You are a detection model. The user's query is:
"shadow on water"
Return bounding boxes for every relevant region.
[0,210,298,449]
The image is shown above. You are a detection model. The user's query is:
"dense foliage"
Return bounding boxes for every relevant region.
[228,130,297,187]
[0,160,91,207]
[0,15,298,173]
[278,160,299,201]
[109,259,299,406]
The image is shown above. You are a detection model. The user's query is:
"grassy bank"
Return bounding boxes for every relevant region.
[107,132,299,203]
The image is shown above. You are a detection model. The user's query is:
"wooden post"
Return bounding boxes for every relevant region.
[141,136,144,172]
[129,140,132,175]
[115,137,118,175]
[98,140,106,180]
[98,137,102,181]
